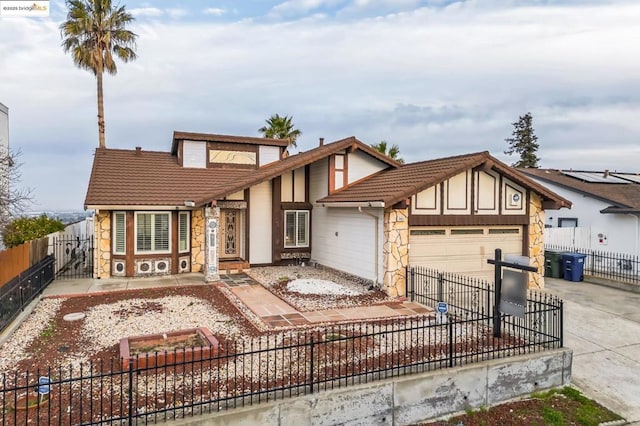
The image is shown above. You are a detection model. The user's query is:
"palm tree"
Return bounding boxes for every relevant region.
[258,114,302,149]
[371,140,404,163]
[60,0,138,149]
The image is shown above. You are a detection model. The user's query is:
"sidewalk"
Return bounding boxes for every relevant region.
[42,273,207,296]
[545,277,640,424]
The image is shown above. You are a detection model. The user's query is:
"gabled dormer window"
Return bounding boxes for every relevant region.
[329,153,347,193]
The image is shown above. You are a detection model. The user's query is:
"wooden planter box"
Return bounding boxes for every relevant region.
[120,327,219,370]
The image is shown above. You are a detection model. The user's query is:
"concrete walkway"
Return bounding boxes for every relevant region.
[42,273,208,296]
[545,277,640,423]
[229,284,431,327]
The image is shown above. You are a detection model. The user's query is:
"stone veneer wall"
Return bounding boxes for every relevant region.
[528,193,545,289]
[382,208,409,297]
[191,208,205,273]
[95,211,111,279]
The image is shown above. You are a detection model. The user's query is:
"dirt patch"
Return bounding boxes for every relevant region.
[419,386,623,426]
[129,331,207,354]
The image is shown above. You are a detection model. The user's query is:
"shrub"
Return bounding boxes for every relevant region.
[1,215,65,248]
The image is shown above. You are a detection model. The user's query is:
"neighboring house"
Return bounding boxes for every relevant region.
[0,102,7,159]
[85,132,569,295]
[520,169,640,255]
[0,102,9,243]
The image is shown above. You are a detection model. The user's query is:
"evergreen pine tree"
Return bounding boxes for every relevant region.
[504,112,540,168]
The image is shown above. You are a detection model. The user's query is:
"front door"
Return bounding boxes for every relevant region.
[219,209,241,259]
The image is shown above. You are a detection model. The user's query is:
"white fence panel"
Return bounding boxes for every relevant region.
[545,227,592,250]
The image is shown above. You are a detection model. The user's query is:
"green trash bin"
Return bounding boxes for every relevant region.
[544,250,563,278]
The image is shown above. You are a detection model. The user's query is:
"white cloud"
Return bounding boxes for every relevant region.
[203,8,226,16]
[270,0,346,17]
[129,7,164,17]
[2,1,640,210]
[166,8,187,19]
[128,7,187,19]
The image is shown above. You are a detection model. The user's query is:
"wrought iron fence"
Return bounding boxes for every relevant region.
[0,269,563,425]
[546,245,640,285]
[49,235,94,279]
[406,266,563,348]
[0,256,55,333]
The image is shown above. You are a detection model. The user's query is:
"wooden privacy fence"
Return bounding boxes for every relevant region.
[0,237,49,288]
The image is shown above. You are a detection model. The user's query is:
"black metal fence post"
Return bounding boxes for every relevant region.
[493,248,503,338]
[409,267,415,302]
[128,359,134,426]
[309,335,314,395]
[448,319,454,368]
[560,300,564,348]
[437,273,444,301]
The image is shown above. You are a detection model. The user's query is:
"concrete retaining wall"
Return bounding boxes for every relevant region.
[169,348,572,426]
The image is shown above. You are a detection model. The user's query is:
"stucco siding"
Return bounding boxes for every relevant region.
[347,150,388,184]
[259,145,280,166]
[249,181,272,264]
[182,141,206,168]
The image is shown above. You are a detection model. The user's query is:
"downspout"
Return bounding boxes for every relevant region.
[358,206,379,287]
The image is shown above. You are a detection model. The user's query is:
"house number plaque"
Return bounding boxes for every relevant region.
[205,215,219,281]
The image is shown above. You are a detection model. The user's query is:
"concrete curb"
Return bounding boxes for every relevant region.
[584,275,640,294]
[598,420,628,426]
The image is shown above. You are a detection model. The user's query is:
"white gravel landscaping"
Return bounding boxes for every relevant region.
[80,295,246,353]
[0,293,253,374]
[247,265,393,311]
[247,265,373,293]
[0,298,64,373]
[286,279,362,296]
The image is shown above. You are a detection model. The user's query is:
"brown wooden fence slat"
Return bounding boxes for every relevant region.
[0,242,31,288]
[29,237,49,266]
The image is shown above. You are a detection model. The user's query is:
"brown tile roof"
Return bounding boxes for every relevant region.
[319,152,571,209]
[171,131,289,154]
[85,136,399,208]
[84,149,253,207]
[519,168,640,213]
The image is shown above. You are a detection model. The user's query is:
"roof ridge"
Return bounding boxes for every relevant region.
[95,147,171,155]
[172,130,286,144]
[402,151,489,167]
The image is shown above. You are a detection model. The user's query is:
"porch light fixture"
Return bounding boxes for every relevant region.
[184,200,195,207]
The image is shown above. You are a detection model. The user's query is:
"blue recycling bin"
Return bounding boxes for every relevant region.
[561,253,587,282]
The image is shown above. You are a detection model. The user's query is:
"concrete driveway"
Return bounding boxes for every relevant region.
[545,278,640,423]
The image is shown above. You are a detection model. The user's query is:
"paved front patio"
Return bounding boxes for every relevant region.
[227,278,431,327]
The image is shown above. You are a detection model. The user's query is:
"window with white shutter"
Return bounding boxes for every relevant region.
[284,210,309,248]
[113,212,126,254]
[178,212,190,253]
[135,212,171,253]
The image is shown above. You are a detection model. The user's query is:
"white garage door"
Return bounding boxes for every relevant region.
[409,226,523,282]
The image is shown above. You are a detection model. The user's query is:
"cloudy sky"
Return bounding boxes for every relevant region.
[1,0,639,211]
